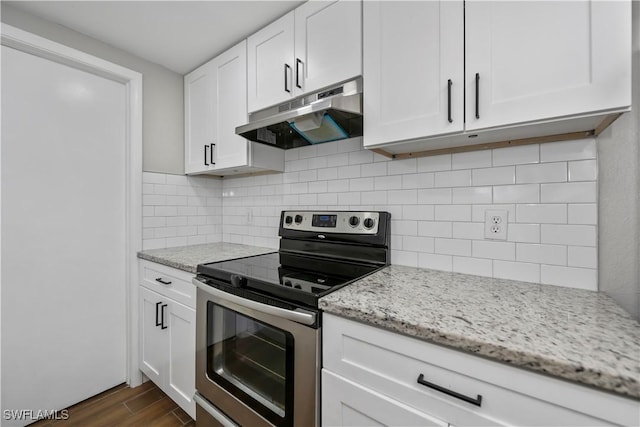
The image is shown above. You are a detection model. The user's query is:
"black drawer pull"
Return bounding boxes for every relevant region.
[417,374,482,407]
[204,145,209,166]
[155,277,172,285]
[210,143,215,165]
[296,58,303,89]
[284,64,291,93]
[447,79,453,123]
[475,73,480,119]
[155,302,162,327]
[160,304,168,330]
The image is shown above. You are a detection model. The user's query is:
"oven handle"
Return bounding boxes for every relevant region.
[193,278,317,326]
[194,392,238,427]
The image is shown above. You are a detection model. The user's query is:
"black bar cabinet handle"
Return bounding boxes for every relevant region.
[155,277,172,285]
[210,143,215,165]
[160,304,168,330]
[155,302,162,326]
[296,58,303,89]
[204,145,209,166]
[284,64,291,93]
[475,73,480,119]
[447,79,453,123]
[417,374,482,407]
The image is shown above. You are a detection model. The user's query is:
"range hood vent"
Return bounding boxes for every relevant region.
[236,79,362,149]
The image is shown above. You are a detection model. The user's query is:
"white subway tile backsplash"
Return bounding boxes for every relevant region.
[516,162,567,184]
[388,189,418,205]
[472,166,515,186]
[453,257,493,276]
[434,170,472,187]
[402,173,435,189]
[540,138,596,162]
[375,175,403,190]
[435,238,472,256]
[568,246,598,269]
[434,205,472,222]
[541,265,597,291]
[568,160,597,181]
[540,182,596,203]
[452,187,492,204]
[361,162,388,177]
[493,260,540,282]
[388,158,417,175]
[508,224,540,243]
[452,150,492,170]
[403,205,435,221]
[493,184,539,204]
[403,236,435,253]
[568,203,597,225]
[417,154,451,172]
[541,224,597,246]
[472,240,516,261]
[492,144,539,166]
[418,253,453,271]
[418,221,453,238]
[143,137,598,289]
[418,188,452,205]
[516,204,567,224]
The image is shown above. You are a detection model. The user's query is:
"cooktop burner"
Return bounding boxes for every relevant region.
[196,210,391,309]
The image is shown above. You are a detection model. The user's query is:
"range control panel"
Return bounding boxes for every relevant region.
[281,211,380,234]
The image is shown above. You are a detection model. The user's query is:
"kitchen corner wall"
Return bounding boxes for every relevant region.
[222,137,599,291]
[142,173,222,249]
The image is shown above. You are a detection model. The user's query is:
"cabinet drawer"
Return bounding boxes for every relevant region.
[139,260,195,309]
[323,314,635,427]
[322,369,447,427]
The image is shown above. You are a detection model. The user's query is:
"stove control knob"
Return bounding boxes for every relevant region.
[294,214,303,224]
[284,280,292,287]
[349,216,360,227]
[285,215,293,225]
[363,217,375,229]
[230,274,247,288]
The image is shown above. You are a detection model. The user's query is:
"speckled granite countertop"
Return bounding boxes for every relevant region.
[137,242,276,273]
[319,265,640,400]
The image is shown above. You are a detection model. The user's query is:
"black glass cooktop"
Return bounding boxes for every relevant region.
[196,251,382,308]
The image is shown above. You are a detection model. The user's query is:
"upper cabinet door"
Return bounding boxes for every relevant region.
[247,11,295,113]
[363,1,464,147]
[294,0,362,96]
[465,0,632,131]
[184,63,216,174]
[211,40,249,171]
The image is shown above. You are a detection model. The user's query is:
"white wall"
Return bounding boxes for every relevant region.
[1,4,184,175]
[221,137,599,291]
[597,1,640,320]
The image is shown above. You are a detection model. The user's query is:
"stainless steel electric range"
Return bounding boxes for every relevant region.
[193,210,391,427]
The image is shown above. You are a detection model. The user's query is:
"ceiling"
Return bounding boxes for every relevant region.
[6,1,305,74]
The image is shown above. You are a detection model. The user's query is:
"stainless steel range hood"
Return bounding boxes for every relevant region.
[236,78,362,149]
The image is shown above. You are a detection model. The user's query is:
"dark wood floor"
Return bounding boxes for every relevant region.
[30,381,194,427]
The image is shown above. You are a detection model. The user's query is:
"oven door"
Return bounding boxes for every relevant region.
[194,278,320,427]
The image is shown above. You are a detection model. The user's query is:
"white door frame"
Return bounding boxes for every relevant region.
[1,24,144,388]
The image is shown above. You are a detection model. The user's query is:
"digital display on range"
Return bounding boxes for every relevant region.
[312,214,337,228]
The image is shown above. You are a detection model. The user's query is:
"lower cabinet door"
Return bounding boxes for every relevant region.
[322,370,448,427]
[140,286,167,386]
[166,300,196,419]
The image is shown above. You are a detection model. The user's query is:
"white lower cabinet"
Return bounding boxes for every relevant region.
[323,370,448,427]
[322,314,638,427]
[139,261,196,419]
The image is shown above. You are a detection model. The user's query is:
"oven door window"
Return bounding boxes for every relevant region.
[207,301,294,427]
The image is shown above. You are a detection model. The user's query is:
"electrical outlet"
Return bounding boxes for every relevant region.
[484,209,508,240]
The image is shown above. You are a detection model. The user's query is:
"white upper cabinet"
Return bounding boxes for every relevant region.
[294,0,361,97]
[247,12,295,113]
[364,1,464,146]
[363,0,631,153]
[185,40,284,176]
[248,0,362,113]
[465,1,632,131]
[184,62,216,174]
